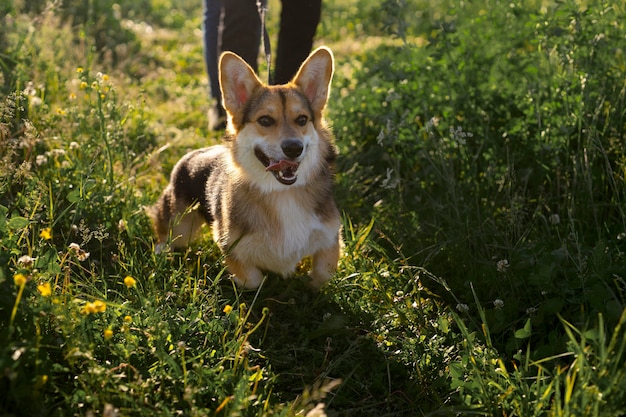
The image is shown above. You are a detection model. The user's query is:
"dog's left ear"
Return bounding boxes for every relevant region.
[219,52,262,116]
[292,47,334,114]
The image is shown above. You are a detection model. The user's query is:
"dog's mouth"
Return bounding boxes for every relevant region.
[254,147,299,185]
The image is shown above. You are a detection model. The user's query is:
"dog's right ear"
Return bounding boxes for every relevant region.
[219,52,262,117]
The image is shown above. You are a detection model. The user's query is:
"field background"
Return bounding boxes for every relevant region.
[2,0,626,415]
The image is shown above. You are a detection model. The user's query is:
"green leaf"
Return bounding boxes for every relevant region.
[67,188,81,203]
[514,319,532,339]
[7,216,30,230]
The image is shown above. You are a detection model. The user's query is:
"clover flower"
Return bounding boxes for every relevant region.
[456,303,469,313]
[493,299,504,310]
[69,242,90,261]
[17,255,36,268]
[496,259,509,273]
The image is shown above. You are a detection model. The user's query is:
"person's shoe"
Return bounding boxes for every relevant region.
[208,102,227,131]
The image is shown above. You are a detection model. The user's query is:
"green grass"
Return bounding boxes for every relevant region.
[2,0,626,415]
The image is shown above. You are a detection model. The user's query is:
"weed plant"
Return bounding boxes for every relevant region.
[2,0,626,416]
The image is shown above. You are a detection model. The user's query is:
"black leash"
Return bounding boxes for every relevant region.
[256,0,272,84]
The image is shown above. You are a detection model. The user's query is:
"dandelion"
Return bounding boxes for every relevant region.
[37,283,52,297]
[493,299,504,309]
[497,259,509,273]
[14,273,27,287]
[102,74,109,82]
[456,303,469,313]
[79,81,88,90]
[40,227,52,240]
[81,300,106,315]
[17,255,36,268]
[69,242,90,261]
[81,302,97,315]
[123,276,136,288]
[223,304,233,314]
[103,329,113,340]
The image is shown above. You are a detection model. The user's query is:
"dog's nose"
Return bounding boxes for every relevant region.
[281,139,303,159]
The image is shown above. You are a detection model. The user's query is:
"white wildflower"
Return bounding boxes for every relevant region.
[69,242,90,261]
[456,303,469,313]
[35,155,48,166]
[17,255,36,268]
[497,259,509,273]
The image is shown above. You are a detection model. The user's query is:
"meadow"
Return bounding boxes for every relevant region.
[1,0,626,415]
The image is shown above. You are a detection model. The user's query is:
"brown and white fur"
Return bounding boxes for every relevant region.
[148,47,341,289]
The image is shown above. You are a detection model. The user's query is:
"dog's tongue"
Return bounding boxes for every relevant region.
[266,159,298,172]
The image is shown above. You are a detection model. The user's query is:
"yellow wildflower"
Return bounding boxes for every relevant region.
[37,282,52,297]
[79,81,88,90]
[76,67,84,74]
[93,300,107,313]
[81,300,106,315]
[223,305,233,314]
[123,276,136,288]
[81,302,97,315]
[104,329,113,340]
[40,228,52,240]
[14,273,27,287]
[123,315,132,323]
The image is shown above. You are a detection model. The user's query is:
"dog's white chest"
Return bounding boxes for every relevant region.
[235,193,335,277]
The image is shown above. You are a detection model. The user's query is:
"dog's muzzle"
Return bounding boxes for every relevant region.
[254,141,302,185]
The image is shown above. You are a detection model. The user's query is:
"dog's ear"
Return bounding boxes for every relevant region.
[219,52,262,115]
[292,47,334,114]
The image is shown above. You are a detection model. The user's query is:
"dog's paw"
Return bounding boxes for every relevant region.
[154,242,167,254]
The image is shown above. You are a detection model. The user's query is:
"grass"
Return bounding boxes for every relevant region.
[2,0,626,415]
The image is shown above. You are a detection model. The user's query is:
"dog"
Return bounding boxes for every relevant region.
[148,46,342,290]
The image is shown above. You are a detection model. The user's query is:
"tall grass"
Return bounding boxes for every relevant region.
[2,0,626,415]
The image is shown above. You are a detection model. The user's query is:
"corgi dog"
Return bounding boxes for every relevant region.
[148,47,341,290]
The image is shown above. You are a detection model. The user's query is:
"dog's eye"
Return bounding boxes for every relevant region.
[295,115,308,126]
[257,116,275,127]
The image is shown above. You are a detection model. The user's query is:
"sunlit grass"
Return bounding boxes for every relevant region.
[2,0,626,415]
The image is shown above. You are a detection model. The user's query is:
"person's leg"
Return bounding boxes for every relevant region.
[203,0,222,102]
[274,0,321,84]
[203,0,226,130]
[219,0,262,72]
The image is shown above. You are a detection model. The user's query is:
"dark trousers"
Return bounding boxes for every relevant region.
[203,0,322,103]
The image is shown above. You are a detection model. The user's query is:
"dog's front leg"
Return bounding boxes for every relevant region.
[309,241,340,290]
[225,256,265,289]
